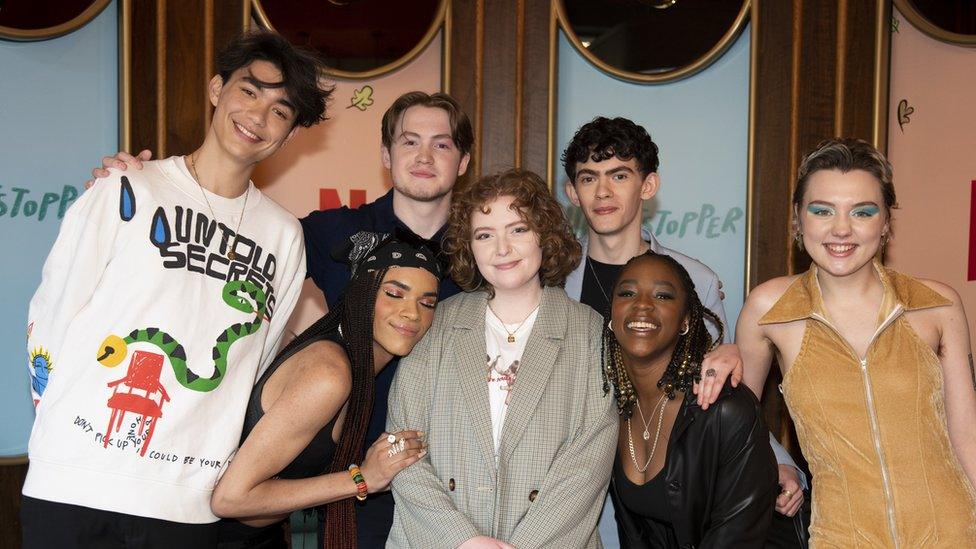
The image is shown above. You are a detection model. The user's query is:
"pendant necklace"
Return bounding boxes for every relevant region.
[186,154,249,260]
[627,393,668,473]
[586,257,611,309]
[493,306,537,343]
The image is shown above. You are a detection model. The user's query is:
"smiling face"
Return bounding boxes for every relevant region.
[372,267,439,363]
[797,168,889,279]
[610,255,689,364]
[565,156,657,237]
[382,105,471,203]
[469,195,544,296]
[207,60,299,166]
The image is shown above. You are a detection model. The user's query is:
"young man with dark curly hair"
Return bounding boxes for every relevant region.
[23,30,330,547]
[561,116,807,546]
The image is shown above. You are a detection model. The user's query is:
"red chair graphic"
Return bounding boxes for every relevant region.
[104,350,170,456]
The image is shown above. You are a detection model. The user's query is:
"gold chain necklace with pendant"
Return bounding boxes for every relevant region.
[185,154,249,260]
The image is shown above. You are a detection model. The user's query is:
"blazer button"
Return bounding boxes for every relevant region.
[528,490,539,502]
[668,480,682,491]
[449,478,456,491]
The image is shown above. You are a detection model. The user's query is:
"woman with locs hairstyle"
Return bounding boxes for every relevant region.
[386,169,618,548]
[212,231,442,548]
[737,138,976,546]
[605,251,777,548]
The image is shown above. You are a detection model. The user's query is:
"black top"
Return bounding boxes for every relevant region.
[580,256,623,319]
[609,383,777,548]
[613,455,672,524]
[217,330,345,548]
[240,329,343,479]
[300,190,463,545]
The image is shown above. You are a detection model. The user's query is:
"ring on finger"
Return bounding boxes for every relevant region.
[781,489,793,498]
[387,433,397,445]
[704,368,717,377]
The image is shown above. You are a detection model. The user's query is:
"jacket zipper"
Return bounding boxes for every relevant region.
[811,306,903,548]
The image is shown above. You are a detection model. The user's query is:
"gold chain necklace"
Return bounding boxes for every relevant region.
[627,393,668,473]
[491,305,537,344]
[186,154,249,260]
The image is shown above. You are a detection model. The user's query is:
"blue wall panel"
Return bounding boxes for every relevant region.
[0,3,118,456]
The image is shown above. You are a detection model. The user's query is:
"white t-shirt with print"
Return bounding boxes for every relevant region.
[484,306,539,456]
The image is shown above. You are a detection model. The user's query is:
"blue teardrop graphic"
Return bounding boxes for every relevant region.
[119,177,136,221]
[150,207,170,246]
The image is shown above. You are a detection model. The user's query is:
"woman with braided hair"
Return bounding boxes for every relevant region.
[605,251,777,548]
[211,231,441,548]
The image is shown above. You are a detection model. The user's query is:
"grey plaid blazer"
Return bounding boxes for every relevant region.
[386,286,617,548]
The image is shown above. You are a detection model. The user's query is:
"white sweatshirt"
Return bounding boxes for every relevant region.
[24,156,306,523]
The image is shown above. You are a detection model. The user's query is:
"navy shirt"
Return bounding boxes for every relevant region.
[300,189,461,547]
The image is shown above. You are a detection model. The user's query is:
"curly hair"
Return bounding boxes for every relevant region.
[561,116,660,183]
[443,169,581,298]
[602,252,723,417]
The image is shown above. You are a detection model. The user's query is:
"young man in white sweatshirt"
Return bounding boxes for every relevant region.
[22,30,330,548]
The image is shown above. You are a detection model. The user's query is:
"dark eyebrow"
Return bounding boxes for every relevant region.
[241,76,295,111]
[614,279,677,289]
[575,166,635,178]
[385,280,411,291]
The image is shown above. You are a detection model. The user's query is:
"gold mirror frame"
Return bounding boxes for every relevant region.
[0,0,112,41]
[554,0,751,84]
[893,0,976,47]
[251,0,448,79]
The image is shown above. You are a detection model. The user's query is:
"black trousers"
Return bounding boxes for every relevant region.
[21,496,220,549]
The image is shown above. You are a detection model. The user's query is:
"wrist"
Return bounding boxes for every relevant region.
[348,464,368,501]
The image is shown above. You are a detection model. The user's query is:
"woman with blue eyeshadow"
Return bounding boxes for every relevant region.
[736,138,976,547]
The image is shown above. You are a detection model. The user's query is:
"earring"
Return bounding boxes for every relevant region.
[880,232,889,247]
[793,230,804,251]
[607,319,614,333]
[679,321,689,336]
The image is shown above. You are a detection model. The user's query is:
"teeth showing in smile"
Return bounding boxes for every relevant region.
[235,122,260,140]
[825,244,856,253]
[626,321,659,330]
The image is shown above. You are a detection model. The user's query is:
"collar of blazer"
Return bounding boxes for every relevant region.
[449,286,571,468]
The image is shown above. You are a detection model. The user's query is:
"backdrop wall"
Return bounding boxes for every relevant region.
[887,8,976,341]
[0,3,118,457]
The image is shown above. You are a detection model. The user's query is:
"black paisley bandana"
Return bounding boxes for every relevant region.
[331,228,445,279]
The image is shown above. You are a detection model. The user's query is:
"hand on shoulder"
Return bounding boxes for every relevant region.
[86,149,152,188]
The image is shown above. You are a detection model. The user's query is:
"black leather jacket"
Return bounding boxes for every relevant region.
[609,382,778,549]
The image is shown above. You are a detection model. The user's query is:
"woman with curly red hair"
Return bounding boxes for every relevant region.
[386,169,617,548]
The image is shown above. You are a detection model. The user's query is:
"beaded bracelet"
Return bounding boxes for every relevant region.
[348,464,368,501]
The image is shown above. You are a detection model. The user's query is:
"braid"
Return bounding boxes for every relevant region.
[322,268,387,549]
[601,252,724,415]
